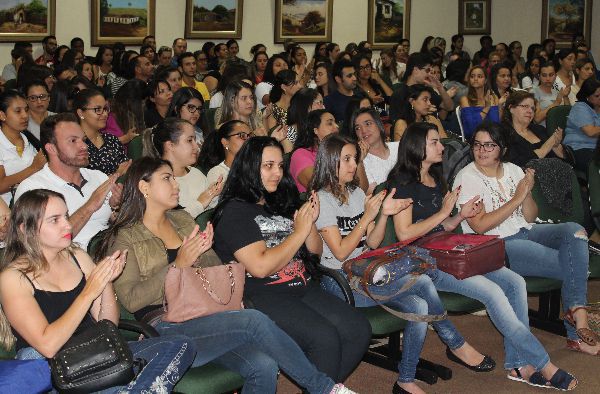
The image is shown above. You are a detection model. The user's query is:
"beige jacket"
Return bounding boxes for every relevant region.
[111,210,221,313]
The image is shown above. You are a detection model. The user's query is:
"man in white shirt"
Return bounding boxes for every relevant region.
[14,113,122,250]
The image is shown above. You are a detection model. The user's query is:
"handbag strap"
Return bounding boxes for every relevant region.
[349,275,447,323]
[196,265,236,305]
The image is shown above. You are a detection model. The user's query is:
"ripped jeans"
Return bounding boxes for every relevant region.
[503,223,590,340]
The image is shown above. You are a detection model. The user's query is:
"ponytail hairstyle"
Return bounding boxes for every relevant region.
[142,117,191,158]
[197,119,246,173]
[0,189,69,350]
[269,69,298,103]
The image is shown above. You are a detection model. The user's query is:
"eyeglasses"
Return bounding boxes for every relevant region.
[183,104,202,113]
[26,94,49,102]
[516,104,535,111]
[228,131,254,141]
[473,142,499,152]
[359,65,372,71]
[82,105,110,115]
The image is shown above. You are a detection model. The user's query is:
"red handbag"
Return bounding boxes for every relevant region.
[414,232,505,279]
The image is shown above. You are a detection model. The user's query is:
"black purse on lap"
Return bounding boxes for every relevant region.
[49,319,135,394]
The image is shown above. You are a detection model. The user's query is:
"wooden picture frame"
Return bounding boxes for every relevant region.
[274,0,333,44]
[0,0,56,42]
[91,0,155,46]
[367,0,410,49]
[458,0,491,35]
[541,0,593,47]
[185,0,243,39]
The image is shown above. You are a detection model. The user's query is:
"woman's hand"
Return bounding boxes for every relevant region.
[446,86,458,98]
[293,201,314,237]
[381,188,412,216]
[514,168,535,202]
[199,175,224,205]
[498,92,509,107]
[484,91,494,107]
[82,257,115,301]
[115,159,131,177]
[31,150,47,171]
[357,139,370,163]
[559,85,571,100]
[441,187,460,216]
[174,225,212,268]
[122,127,139,144]
[459,195,482,219]
[106,250,127,282]
[551,127,563,147]
[364,189,386,221]
[308,191,320,223]
[270,125,287,142]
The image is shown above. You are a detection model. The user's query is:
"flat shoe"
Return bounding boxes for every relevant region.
[445,347,495,372]
[547,368,577,391]
[507,368,548,389]
[392,382,410,394]
[563,307,599,346]
[566,339,600,356]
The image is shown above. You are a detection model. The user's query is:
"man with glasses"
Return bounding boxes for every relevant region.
[14,113,122,250]
[35,35,57,67]
[389,52,454,123]
[324,59,357,122]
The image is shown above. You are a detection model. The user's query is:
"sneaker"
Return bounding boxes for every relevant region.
[330,383,358,394]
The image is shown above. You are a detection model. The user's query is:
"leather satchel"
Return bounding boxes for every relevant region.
[414,231,505,279]
[50,319,134,394]
[343,241,446,322]
[162,262,245,323]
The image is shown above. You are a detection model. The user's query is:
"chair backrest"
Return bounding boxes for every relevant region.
[441,137,472,186]
[545,105,571,134]
[455,106,466,142]
[202,108,217,134]
[127,135,144,161]
[532,168,584,224]
[195,208,215,231]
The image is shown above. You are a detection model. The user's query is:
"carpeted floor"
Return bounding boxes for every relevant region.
[277,280,600,393]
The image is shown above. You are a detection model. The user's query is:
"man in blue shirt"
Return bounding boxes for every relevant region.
[324,59,357,122]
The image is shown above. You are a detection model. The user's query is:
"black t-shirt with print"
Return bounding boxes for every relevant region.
[391,175,445,234]
[214,200,311,295]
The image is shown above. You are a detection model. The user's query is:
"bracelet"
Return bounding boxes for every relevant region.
[481,110,488,116]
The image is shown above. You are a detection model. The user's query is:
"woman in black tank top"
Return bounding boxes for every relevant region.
[0,189,196,393]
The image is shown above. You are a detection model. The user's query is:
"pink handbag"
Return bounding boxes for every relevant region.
[162,263,246,323]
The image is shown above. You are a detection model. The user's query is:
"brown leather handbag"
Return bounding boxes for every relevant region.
[414,232,505,279]
[162,261,246,323]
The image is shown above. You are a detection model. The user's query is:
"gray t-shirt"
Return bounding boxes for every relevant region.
[316,188,366,269]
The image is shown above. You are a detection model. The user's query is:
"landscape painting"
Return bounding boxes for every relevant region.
[275,0,333,43]
[0,0,55,42]
[542,0,592,47]
[91,0,155,45]
[367,0,410,49]
[185,0,243,39]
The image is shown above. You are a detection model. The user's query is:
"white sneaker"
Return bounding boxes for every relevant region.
[330,383,358,394]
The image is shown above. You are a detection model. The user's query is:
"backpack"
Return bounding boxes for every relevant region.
[442,138,472,185]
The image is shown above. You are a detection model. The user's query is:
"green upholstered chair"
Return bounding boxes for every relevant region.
[195,208,215,231]
[545,105,571,134]
[202,108,218,135]
[127,135,144,161]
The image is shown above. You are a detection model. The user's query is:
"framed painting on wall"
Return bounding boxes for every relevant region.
[541,0,592,47]
[0,0,56,42]
[367,0,410,49]
[185,0,243,39]
[91,0,155,46]
[274,0,333,43]
[458,0,491,35]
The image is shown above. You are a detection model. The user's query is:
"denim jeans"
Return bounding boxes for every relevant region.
[430,268,550,370]
[154,308,336,394]
[16,335,195,393]
[321,272,465,383]
[503,223,590,340]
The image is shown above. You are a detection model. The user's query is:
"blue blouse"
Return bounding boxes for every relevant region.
[460,106,500,140]
[563,102,599,150]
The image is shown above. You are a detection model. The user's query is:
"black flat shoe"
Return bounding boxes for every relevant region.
[445,347,495,372]
[392,382,410,394]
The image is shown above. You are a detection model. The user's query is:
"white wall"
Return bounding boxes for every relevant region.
[0,0,597,68]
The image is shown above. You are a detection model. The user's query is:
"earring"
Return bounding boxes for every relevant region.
[143,193,148,198]
[80,116,85,120]
[225,146,229,151]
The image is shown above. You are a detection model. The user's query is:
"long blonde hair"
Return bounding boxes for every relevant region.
[0,189,69,350]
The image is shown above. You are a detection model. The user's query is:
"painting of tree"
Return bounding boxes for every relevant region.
[275,0,333,42]
[542,0,591,46]
[0,0,55,41]
[185,0,243,39]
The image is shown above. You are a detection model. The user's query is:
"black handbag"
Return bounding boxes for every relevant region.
[49,319,134,394]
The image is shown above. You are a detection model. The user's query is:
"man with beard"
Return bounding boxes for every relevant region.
[179,52,211,101]
[14,113,122,249]
[35,35,57,67]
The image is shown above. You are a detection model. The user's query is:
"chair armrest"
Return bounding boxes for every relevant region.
[118,319,159,338]
[317,264,355,307]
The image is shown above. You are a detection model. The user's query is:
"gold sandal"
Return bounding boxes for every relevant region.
[564,307,600,346]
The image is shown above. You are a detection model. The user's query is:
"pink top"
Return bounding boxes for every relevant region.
[290,147,316,192]
[104,112,124,138]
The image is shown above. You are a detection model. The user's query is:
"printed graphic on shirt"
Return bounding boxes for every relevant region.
[254,214,308,287]
[337,212,366,248]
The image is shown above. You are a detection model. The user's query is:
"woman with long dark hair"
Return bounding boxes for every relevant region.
[255,54,289,109]
[97,157,357,394]
[105,79,146,146]
[393,84,447,141]
[167,86,205,144]
[0,189,195,392]
[388,122,580,390]
[213,136,371,384]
